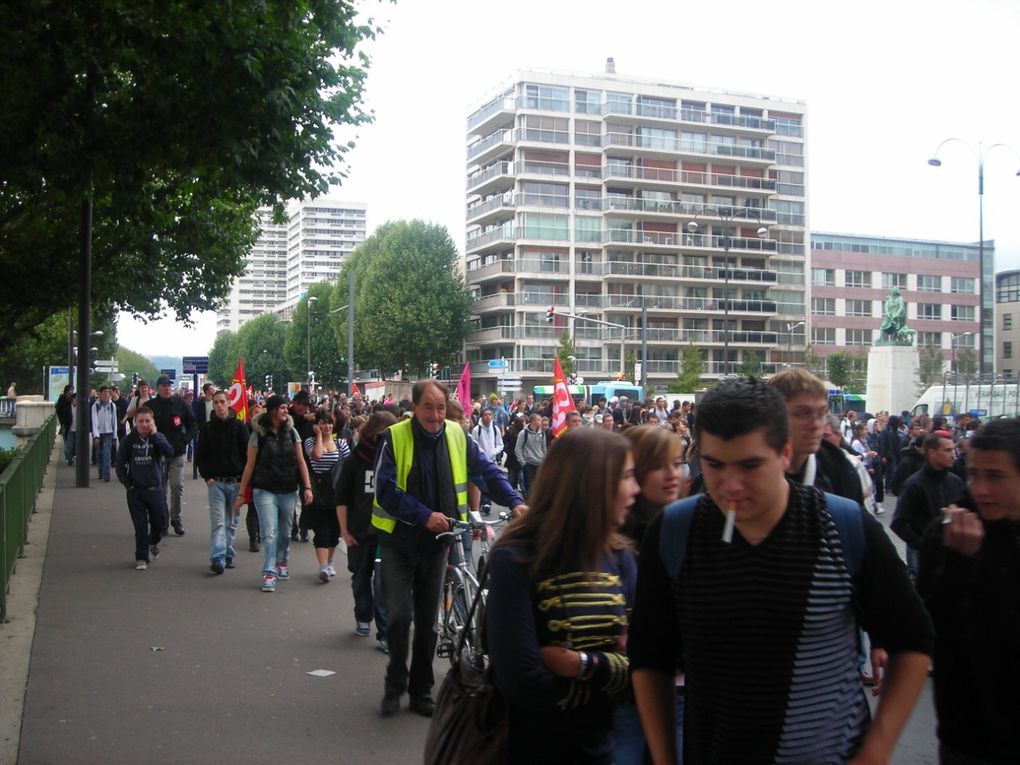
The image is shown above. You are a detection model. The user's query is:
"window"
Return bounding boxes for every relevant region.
[845,270,871,289]
[811,297,835,315]
[574,216,601,243]
[770,200,804,225]
[918,331,942,347]
[637,96,675,119]
[882,272,907,290]
[1005,313,1014,331]
[846,328,872,346]
[574,120,601,147]
[525,84,568,111]
[575,89,601,114]
[777,170,804,196]
[1004,341,1013,359]
[770,139,803,166]
[846,299,872,317]
[918,303,942,321]
[574,187,601,211]
[951,305,975,322]
[812,327,836,345]
[522,181,568,207]
[606,92,632,114]
[681,131,707,153]
[811,265,836,285]
[522,115,568,143]
[521,213,568,240]
[917,274,942,292]
[638,127,677,151]
[951,276,975,294]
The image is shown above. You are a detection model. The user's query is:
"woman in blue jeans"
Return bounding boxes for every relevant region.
[234,395,313,592]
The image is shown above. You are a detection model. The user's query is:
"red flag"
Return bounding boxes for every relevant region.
[351,382,361,397]
[550,355,576,438]
[455,362,471,404]
[228,358,248,423]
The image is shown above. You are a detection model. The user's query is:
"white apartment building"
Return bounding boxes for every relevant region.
[463,64,808,393]
[216,200,367,332]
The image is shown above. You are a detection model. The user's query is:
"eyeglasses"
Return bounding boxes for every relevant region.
[790,407,830,422]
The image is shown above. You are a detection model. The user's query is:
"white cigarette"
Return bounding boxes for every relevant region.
[722,509,736,544]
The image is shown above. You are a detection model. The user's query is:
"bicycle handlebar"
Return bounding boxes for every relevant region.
[435,512,511,540]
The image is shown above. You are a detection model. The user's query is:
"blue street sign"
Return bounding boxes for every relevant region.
[182,356,209,374]
[487,359,507,369]
[160,368,177,380]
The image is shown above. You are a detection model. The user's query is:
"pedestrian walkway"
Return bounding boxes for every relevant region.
[13,456,432,765]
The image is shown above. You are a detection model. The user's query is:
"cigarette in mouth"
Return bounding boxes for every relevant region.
[722,509,736,544]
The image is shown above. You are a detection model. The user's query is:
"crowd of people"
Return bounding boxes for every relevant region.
[54,368,1017,764]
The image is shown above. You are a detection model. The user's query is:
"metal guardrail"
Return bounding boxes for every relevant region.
[0,396,16,420]
[1,413,56,621]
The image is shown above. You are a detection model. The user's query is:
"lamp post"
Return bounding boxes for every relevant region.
[306,295,318,387]
[68,326,103,388]
[951,331,973,377]
[928,139,1020,378]
[786,320,805,366]
[686,206,768,377]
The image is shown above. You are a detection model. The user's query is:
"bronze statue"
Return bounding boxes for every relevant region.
[877,287,916,346]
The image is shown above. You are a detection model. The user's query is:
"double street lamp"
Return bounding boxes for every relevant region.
[685,206,768,377]
[306,295,318,387]
[786,320,805,366]
[950,331,974,376]
[928,139,1020,377]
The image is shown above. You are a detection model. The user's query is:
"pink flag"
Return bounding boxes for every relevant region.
[550,355,576,437]
[455,362,471,404]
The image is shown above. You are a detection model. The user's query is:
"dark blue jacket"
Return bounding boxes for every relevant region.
[115,430,174,490]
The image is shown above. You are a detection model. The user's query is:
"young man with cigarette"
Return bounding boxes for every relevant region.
[629,377,933,765]
[916,418,1020,765]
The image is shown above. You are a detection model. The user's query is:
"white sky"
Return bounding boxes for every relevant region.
[119,0,1020,358]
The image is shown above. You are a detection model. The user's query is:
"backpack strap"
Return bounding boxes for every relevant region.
[658,495,702,580]
[823,492,866,578]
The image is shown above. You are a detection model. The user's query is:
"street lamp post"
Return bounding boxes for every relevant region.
[786,320,805,365]
[68,327,103,388]
[928,139,1020,378]
[306,295,318,388]
[686,206,768,377]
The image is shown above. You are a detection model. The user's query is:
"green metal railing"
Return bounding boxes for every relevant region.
[1,414,56,621]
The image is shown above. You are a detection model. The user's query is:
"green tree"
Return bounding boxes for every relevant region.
[207,330,237,388]
[285,283,345,388]
[955,347,978,377]
[738,350,763,378]
[668,343,704,393]
[826,352,854,391]
[0,2,378,346]
[231,314,291,395]
[334,221,472,376]
[557,332,576,378]
[802,345,826,378]
[116,348,161,387]
[624,350,637,384]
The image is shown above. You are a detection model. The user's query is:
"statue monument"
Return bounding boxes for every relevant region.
[867,287,920,413]
[876,287,916,345]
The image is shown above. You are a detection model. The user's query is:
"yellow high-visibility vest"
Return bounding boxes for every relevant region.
[372,419,469,533]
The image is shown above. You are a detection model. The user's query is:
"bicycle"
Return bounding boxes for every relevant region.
[435,510,510,663]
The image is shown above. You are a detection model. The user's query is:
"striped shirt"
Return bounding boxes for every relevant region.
[303,436,349,475]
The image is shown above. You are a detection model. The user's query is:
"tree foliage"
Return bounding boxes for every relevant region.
[284,282,346,387]
[916,345,946,395]
[803,345,826,379]
[0,1,378,347]
[207,331,237,388]
[333,220,472,376]
[738,350,763,378]
[954,347,977,377]
[557,332,576,378]
[230,314,292,394]
[668,343,704,393]
[827,350,868,392]
[116,347,161,386]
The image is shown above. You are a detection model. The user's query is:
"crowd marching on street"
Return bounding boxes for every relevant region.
[51,365,1018,765]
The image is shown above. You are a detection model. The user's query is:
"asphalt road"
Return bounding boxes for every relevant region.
[15,463,939,764]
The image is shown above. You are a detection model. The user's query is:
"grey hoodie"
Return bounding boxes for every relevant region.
[515,425,546,467]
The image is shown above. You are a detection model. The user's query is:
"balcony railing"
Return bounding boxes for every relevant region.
[605,294,778,313]
[466,258,514,279]
[466,161,513,191]
[518,160,570,177]
[466,194,515,222]
[683,233,778,252]
[709,112,776,131]
[467,128,515,161]
[602,197,778,222]
[604,229,680,247]
[465,224,515,251]
[605,261,778,282]
[467,96,517,131]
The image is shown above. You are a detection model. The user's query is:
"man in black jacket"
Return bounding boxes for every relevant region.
[892,432,963,575]
[196,390,250,574]
[916,418,1020,765]
[147,376,196,536]
[890,433,927,496]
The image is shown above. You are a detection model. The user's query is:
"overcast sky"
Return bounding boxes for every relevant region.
[118,0,1020,358]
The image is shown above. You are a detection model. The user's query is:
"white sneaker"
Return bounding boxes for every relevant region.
[135,560,148,571]
[318,566,330,583]
[325,565,336,578]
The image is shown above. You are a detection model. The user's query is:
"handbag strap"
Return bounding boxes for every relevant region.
[453,557,490,661]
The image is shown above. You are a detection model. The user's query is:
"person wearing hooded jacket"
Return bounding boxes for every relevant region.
[233,395,314,593]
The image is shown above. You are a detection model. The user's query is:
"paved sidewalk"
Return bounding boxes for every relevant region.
[17,462,433,765]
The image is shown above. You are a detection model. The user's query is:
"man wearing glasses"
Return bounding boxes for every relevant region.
[769,368,864,505]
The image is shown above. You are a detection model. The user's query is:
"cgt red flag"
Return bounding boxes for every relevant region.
[228,358,248,423]
[550,355,576,438]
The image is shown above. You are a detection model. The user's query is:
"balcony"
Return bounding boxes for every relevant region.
[604,132,681,156]
[471,292,516,312]
[682,232,778,253]
[603,164,777,194]
[467,128,516,163]
[515,257,569,275]
[467,161,514,195]
[605,260,778,283]
[604,229,680,248]
[466,194,516,225]
[709,112,776,132]
[467,95,517,133]
[467,326,563,344]
[465,224,515,254]
[574,293,605,308]
[466,258,513,282]
[711,143,776,162]
[518,159,570,177]
[606,294,778,314]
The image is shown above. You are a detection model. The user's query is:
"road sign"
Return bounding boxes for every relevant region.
[487,359,507,369]
[498,375,522,384]
[93,359,117,369]
[160,368,177,380]
[183,355,210,374]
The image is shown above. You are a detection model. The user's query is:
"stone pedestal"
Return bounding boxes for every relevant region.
[866,345,919,415]
[13,399,54,448]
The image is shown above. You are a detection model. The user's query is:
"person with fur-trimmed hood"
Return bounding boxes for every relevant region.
[233,395,314,592]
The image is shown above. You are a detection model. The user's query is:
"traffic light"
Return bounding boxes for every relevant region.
[430,362,440,378]
[545,306,555,323]
[131,372,139,386]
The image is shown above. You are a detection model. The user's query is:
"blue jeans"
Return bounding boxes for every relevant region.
[253,488,296,576]
[612,687,685,764]
[208,480,241,564]
[95,433,114,479]
[63,431,76,464]
[347,539,388,640]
